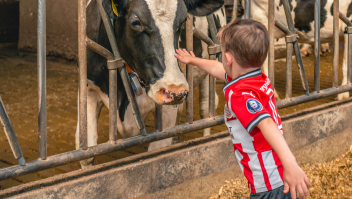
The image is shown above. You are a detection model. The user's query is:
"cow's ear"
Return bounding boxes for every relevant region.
[102,0,126,19]
[183,0,224,16]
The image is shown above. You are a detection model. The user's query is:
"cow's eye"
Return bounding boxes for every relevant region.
[130,15,143,30]
[131,19,141,26]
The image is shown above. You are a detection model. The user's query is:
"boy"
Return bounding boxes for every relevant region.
[175,19,310,199]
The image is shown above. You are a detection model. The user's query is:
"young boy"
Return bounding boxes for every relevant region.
[175,19,310,199]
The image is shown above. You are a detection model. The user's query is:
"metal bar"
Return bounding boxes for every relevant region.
[339,12,352,84]
[333,0,339,87]
[0,97,26,166]
[206,15,220,45]
[0,115,225,181]
[286,42,293,99]
[209,55,216,117]
[96,0,147,135]
[193,27,214,46]
[155,104,162,132]
[275,20,291,35]
[349,32,352,84]
[281,0,309,95]
[206,14,219,118]
[186,14,194,124]
[277,84,352,108]
[78,0,88,150]
[86,38,114,60]
[232,0,238,22]
[109,69,118,142]
[37,0,47,158]
[268,0,275,85]
[314,0,321,92]
[339,12,352,27]
[244,0,251,19]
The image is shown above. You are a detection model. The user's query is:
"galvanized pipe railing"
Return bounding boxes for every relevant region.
[314,0,321,92]
[0,115,225,181]
[244,0,251,19]
[339,12,352,84]
[333,0,339,87]
[155,104,162,132]
[206,15,221,117]
[78,0,88,150]
[281,0,310,95]
[96,0,147,136]
[0,97,26,166]
[268,0,275,85]
[275,20,295,99]
[186,14,194,124]
[38,0,47,159]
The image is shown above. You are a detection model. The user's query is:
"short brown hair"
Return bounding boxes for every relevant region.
[218,19,269,68]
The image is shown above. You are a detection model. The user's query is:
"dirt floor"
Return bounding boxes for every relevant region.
[0,42,348,190]
[208,147,352,199]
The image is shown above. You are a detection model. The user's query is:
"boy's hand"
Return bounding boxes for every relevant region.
[174,49,196,64]
[283,161,311,199]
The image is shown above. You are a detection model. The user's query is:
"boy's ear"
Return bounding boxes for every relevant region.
[224,52,233,66]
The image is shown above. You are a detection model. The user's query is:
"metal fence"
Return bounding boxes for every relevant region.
[0,0,351,182]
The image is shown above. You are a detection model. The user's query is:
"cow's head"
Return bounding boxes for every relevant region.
[102,0,224,105]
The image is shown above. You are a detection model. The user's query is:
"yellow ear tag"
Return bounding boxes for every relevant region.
[111,0,118,16]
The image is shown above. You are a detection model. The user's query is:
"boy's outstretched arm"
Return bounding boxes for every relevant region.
[257,118,310,199]
[175,49,226,81]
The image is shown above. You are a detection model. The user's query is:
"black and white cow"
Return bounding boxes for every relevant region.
[251,0,352,100]
[76,0,225,168]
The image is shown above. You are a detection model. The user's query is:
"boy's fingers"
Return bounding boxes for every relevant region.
[183,49,190,55]
[301,181,309,198]
[297,184,305,199]
[290,185,297,199]
[304,175,311,189]
[283,181,289,193]
[190,51,195,57]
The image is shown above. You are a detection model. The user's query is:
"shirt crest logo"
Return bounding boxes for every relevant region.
[246,99,263,113]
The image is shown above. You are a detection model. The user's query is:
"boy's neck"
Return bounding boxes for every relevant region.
[231,65,260,79]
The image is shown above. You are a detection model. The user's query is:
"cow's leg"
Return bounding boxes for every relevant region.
[300,43,311,57]
[199,74,211,136]
[148,105,178,151]
[75,88,104,168]
[338,34,349,100]
[320,43,330,56]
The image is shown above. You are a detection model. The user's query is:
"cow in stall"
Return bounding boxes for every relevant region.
[76,0,225,168]
[250,0,352,100]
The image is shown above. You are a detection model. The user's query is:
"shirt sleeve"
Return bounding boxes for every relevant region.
[229,90,271,133]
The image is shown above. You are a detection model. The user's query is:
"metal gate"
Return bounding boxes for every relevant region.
[0,0,351,183]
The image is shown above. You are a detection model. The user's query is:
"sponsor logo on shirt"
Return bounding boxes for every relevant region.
[260,78,271,92]
[246,99,263,113]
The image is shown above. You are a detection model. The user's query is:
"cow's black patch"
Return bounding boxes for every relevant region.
[184,0,224,16]
[294,0,328,33]
[277,6,279,11]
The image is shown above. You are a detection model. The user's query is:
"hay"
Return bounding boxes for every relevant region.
[209,148,352,199]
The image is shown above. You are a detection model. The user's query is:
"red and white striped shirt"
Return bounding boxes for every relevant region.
[223,69,284,193]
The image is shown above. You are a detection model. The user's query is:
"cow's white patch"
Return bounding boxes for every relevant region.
[144,0,189,104]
